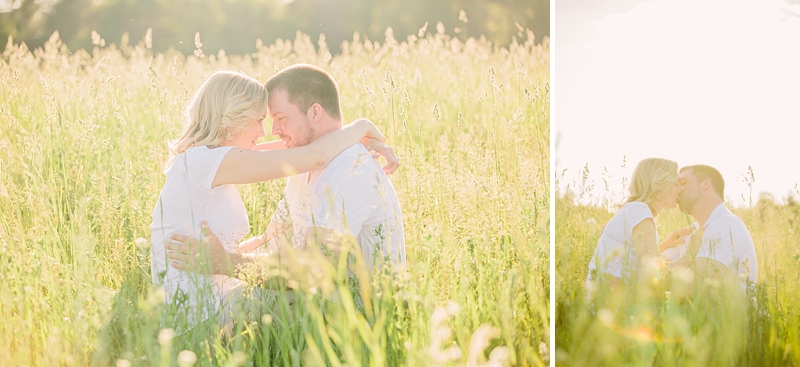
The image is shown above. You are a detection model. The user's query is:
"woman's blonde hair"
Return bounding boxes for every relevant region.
[168,70,268,159]
[625,158,679,206]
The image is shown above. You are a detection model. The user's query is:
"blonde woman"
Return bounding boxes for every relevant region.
[149,70,396,327]
[586,158,693,290]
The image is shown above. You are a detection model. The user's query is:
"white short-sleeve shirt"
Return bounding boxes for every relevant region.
[272,143,406,270]
[150,146,248,325]
[695,204,758,289]
[587,202,657,285]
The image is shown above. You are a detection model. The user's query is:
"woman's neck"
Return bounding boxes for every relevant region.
[648,202,665,218]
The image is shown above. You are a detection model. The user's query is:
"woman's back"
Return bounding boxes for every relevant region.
[150,146,248,324]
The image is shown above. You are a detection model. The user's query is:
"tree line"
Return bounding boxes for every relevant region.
[0,0,547,55]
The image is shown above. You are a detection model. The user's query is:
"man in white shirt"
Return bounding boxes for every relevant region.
[261,64,406,270]
[676,165,758,291]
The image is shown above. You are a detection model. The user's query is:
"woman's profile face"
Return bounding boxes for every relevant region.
[230,113,267,150]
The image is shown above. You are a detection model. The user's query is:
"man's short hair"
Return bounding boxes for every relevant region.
[264,64,342,120]
[680,164,725,198]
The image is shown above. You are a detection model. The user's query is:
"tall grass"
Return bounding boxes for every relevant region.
[556,168,800,366]
[0,25,548,366]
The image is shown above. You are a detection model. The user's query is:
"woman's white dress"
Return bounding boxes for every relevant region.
[150,146,249,325]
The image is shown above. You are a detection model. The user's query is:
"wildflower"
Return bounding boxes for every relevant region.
[144,28,152,49]
[466,324,500,365]
[459,10,469,23]
[597,309,614,325]
[193,33,204,58]
[539,342,549,364]
[436,22,445,35]
[194,32,203,49]
[488,346,511,366]
[418,22,428,37]
[229,351,247,366]
[91,30,105,47]
[177,350,197,367]
[158,328,174,346]
[429,301,462,363]
[135,237,148,248]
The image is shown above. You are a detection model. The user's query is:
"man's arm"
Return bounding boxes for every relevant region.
[237,193,301,255]
[669,227,736,288]
[301,150,389,270]
[167,217,291,276]
[237,217,291,254]
[167,223,248,277]
[693,229,735,284]
[166,223,297,290]
[302,227,359,260]
[691,257,731,283]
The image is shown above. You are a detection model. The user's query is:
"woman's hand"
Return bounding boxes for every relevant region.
[166,221,241,277]
[659,225,694,253]
[361,138,400,174]
[352,118,386,142]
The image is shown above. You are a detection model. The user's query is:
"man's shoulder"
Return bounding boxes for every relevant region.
[704,210,753,244]
[324,143,383,177]
[710,207,749,231]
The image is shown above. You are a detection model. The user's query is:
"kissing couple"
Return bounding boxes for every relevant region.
[586,158,758,296]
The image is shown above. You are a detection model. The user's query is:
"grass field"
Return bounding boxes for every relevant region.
[0,26,549,366]
[555,175,800,366]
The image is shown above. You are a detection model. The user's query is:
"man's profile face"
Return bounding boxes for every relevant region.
[678,169,702,214]
[268,89,315,148]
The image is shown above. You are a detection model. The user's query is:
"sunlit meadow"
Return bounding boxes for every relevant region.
[0,24,548,366]
[556,167,800,366]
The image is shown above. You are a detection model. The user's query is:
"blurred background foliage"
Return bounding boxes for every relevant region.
[0,0,548,54]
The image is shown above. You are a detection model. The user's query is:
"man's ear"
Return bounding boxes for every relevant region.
[309,103,324,123]
[700,178,712,192]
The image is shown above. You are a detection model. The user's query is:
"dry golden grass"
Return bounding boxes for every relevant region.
[556,175,800,366]
[0,26,548,366]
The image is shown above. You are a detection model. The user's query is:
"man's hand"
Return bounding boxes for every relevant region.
[237,233,268,254]
[166,221,240,277]
[361,138,400,174]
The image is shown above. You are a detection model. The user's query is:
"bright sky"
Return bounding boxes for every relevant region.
[555,0,800,207]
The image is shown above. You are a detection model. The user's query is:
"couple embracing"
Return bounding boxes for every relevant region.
[149,64,405,328]
[587,158,758,296]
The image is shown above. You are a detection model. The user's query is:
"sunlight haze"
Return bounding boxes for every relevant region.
[556,0,800,206]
